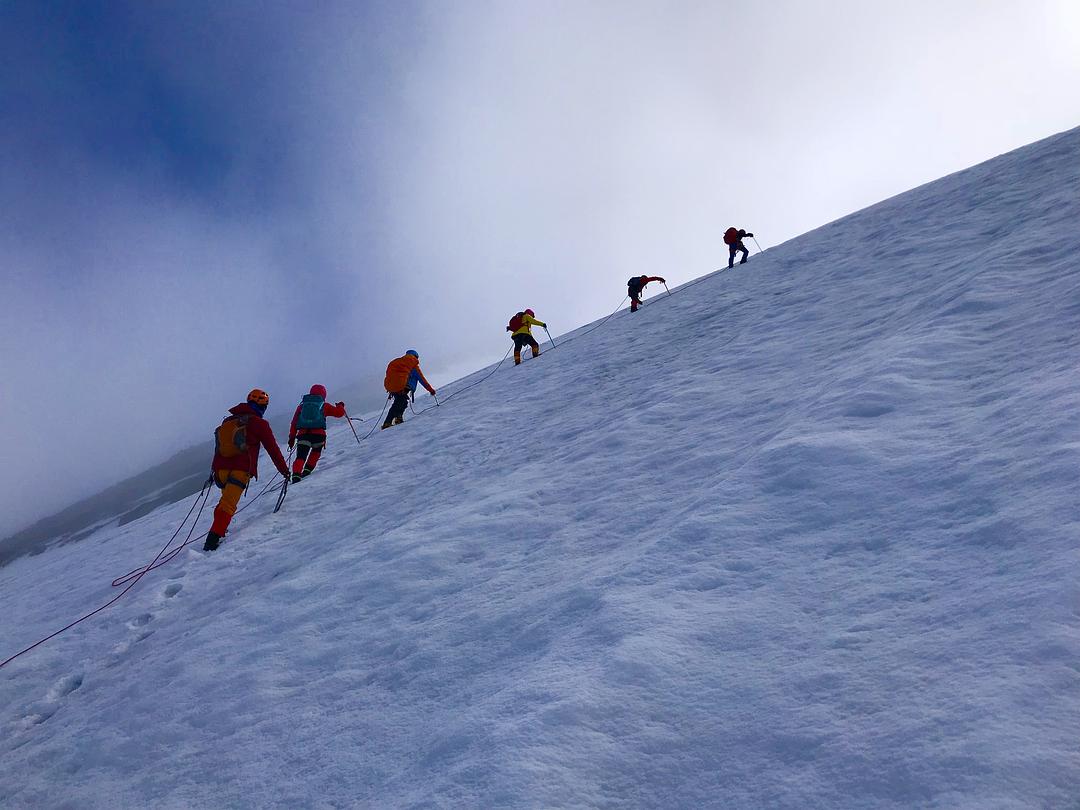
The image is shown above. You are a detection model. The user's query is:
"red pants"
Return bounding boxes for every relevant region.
[291,433,326,474]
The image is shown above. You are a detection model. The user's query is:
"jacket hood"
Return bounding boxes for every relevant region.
[229,403,260,417]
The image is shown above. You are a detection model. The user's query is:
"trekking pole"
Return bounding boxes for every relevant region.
[662,282,671,296]
[752,236,764,253]
[434,393,440,407]
[544,327,556,348]
[343,408,362,445]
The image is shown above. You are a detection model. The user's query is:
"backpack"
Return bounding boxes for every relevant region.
[723,227,739,245]
[296,394,327,431]
[507,312,525,332]
[215,414,250,458]
[627,276,643,293]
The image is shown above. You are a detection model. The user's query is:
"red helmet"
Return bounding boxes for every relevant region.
[525,308,535,316]
[310,384,327,398]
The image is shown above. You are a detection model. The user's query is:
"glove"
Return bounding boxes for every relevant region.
[336,401,345,409]
[658,277,666,283]
[745,232,754,238]
[430,389,438,397]
[278,465,290,478]
[288,438,295,450]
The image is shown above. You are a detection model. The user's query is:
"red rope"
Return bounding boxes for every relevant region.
[109,473,282,587]
[0,483,213,669]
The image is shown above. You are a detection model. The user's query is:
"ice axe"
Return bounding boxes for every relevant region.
[343,407,363,445]
[273,477,289,514]
[544,326,556,348]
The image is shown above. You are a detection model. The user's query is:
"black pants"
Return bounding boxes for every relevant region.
[384,391,410,426]
[728,242,748,267]
[294,432,326,462]
[512,333,539,352]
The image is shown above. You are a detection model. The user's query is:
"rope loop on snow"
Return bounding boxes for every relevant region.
[0,479,216,669]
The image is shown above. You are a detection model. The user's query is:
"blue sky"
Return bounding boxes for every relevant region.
[2,0,1079,534]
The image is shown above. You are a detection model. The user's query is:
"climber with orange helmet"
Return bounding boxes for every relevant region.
[506,308,547,365]
[382,350,436,429]
[204,388,290,551]
[287,384,347,483]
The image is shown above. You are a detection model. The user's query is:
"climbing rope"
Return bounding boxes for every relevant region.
[0,479,215,669]
[3,250,766,670]
[399,259,758,422]
[110,467,286,587]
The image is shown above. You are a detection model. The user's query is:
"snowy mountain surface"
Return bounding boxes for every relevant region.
[2,127,1079,809]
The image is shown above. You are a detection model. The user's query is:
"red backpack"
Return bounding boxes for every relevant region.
[507,312,525,332]
[723,227,739,245]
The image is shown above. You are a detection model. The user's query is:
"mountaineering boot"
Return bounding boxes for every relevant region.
[300,467,313,479]
[203,531,222,552]
[393,416,404,425]
[514,353,522,365]
[740,257,748,265]
[531,347,540,358]
[290,472,303,484]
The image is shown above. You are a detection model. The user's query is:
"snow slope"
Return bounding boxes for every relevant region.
[2,127,1079,809]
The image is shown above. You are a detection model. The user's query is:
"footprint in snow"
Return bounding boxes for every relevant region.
[47,672,84,700]
[128,613,153,629]
[164,583,183,598]
[15,673,84,730]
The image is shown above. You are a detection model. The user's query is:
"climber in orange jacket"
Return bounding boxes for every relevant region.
[382,350,436,429]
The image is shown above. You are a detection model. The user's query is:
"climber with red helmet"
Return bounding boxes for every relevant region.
[287,384,347,483]
[506,308,547,365]
[204,388,290,551]
[382,350,436,429]
[627,276,665,313]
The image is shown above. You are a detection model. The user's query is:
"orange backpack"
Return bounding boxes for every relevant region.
[723,227,739,245]
[215,415,250,458]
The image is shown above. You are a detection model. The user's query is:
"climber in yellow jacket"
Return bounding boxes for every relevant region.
[506,309,547,365]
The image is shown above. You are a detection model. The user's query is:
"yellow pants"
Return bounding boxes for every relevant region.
[210,469,252,535]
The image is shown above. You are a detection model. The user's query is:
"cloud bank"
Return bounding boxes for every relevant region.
[2,0,1078,534]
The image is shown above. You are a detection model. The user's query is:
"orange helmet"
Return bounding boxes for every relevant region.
[247,388,270,408]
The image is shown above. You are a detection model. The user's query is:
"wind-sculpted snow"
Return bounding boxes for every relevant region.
[2,127,1079,808]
